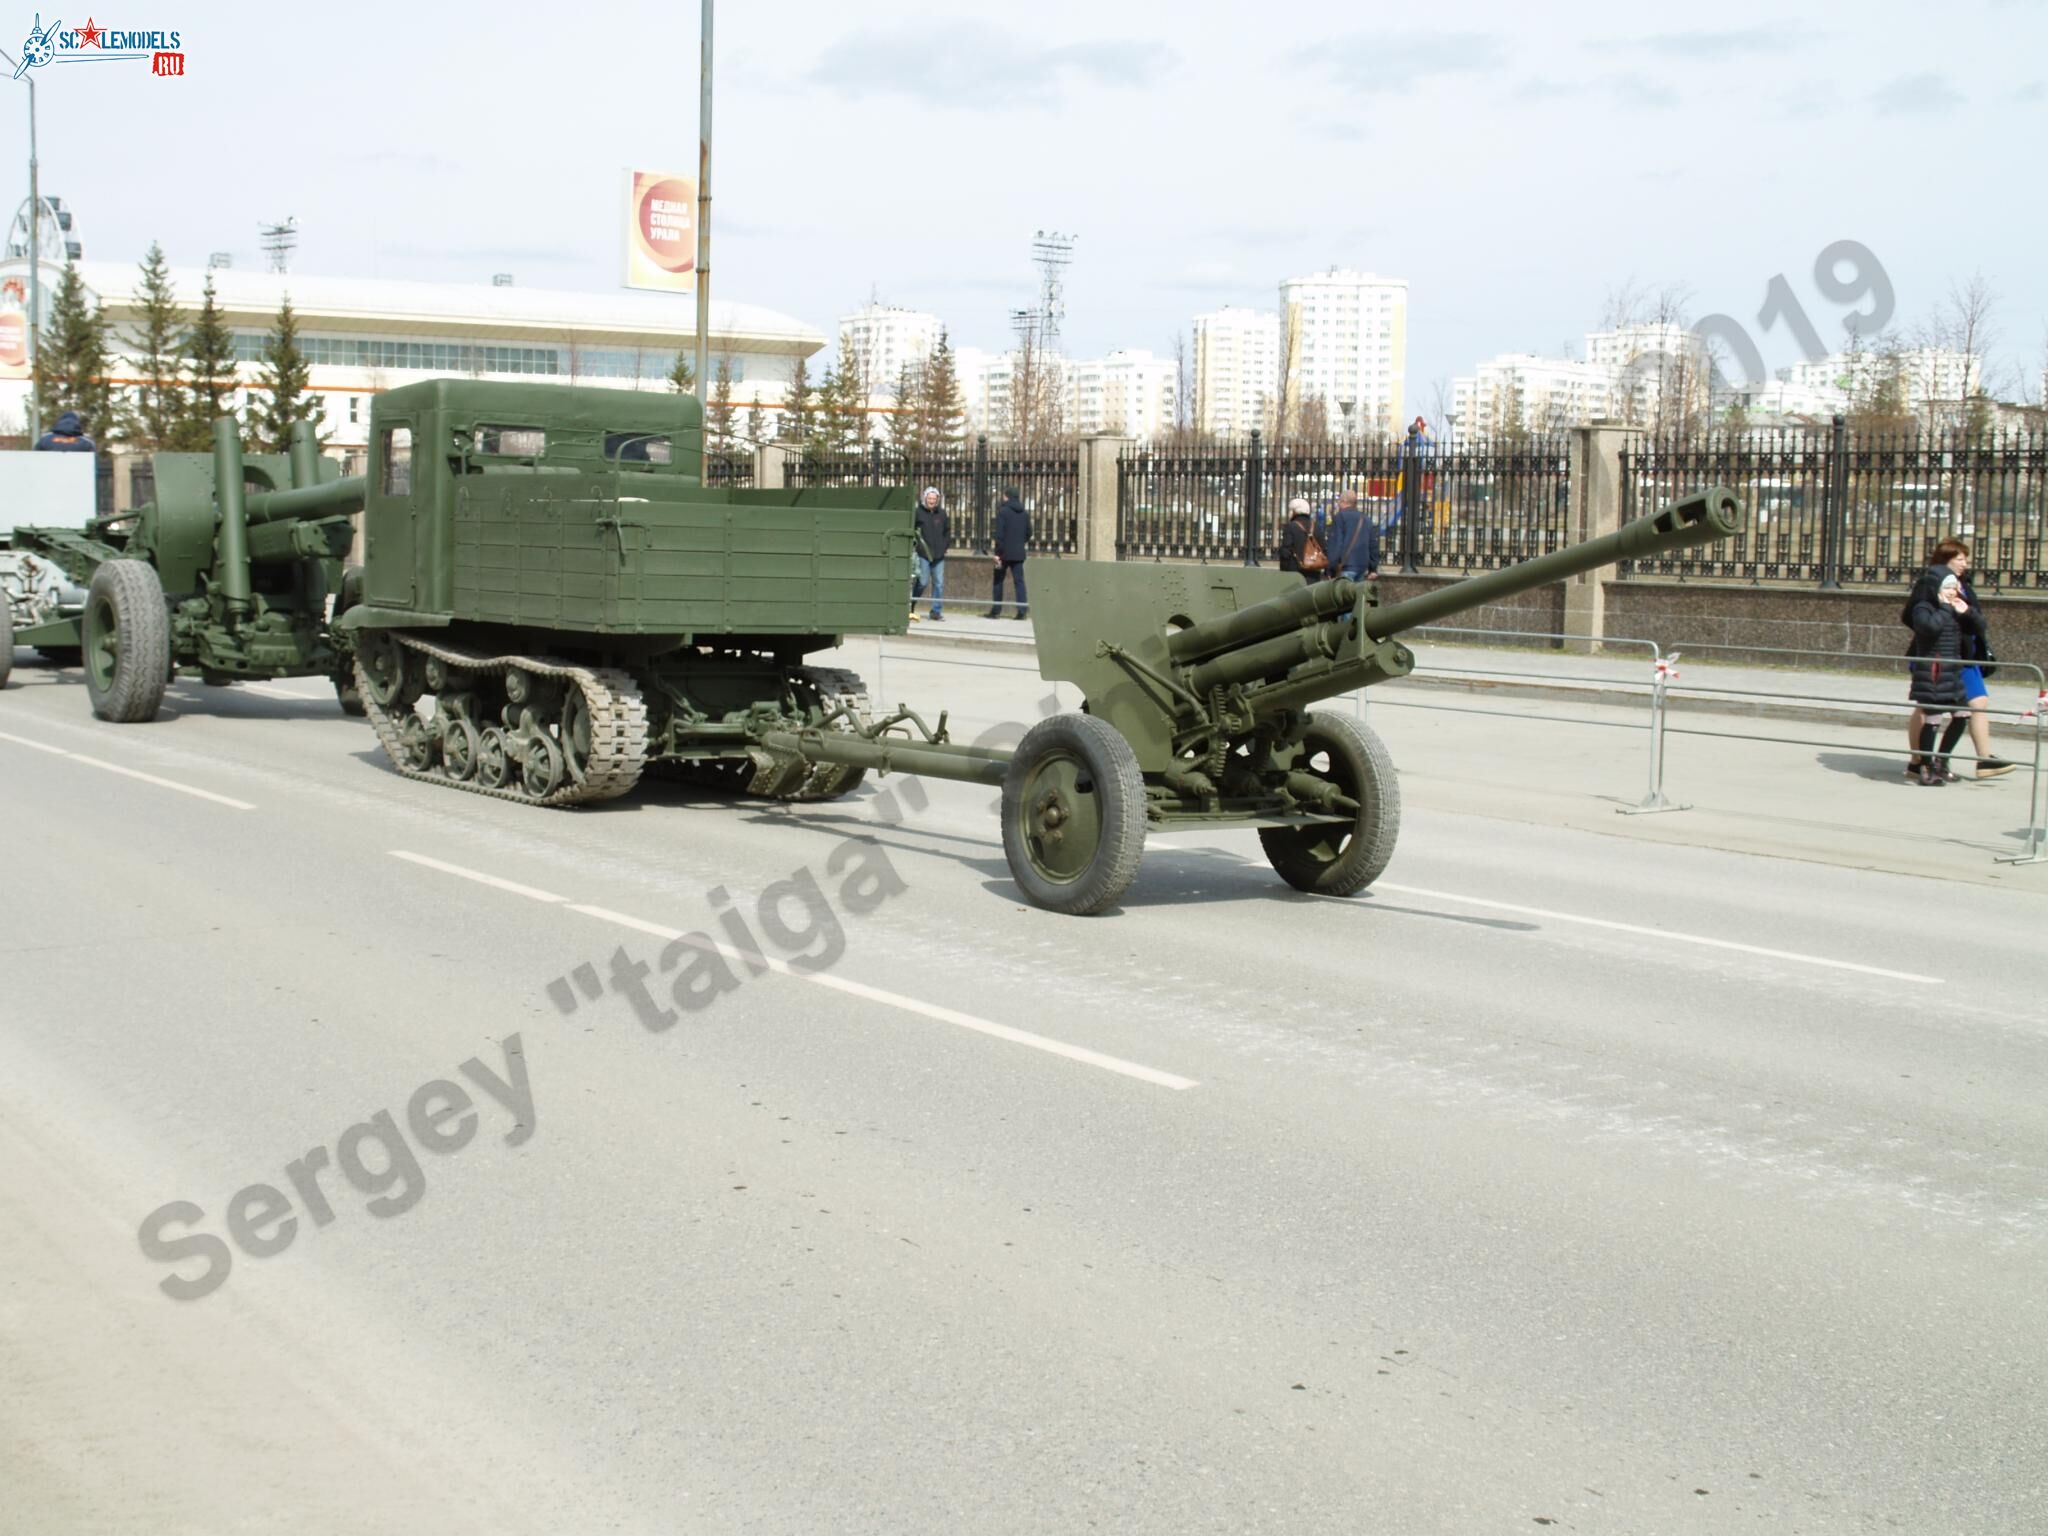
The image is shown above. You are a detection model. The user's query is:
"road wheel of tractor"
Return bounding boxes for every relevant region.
[333,675,366,717]
[476,726,512,790]
[0,599,13,688]
[1001,713,1149,916]
[83,559,172,723]
[357,630,423,709]
[1258,712,1401,897]
[396,713,437,773]
[442,717,481,782]
[522,732,564,800]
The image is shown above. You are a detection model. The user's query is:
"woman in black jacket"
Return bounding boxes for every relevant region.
[1905,572,1971,786]
[1275,498,1318,582]
[1904,540,2016,780]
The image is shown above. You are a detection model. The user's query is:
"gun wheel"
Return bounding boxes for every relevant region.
[82,559,171,724]
[1001,713,1148,916]
[1259,712,1401,896]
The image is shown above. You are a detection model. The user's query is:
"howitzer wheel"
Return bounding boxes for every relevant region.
[1001,713,1149,916]
[82,559,172,724]
[1258,712,1401,897]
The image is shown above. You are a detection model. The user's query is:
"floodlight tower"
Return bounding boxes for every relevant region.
[259,217,298,274]
[1029,230,1074,353]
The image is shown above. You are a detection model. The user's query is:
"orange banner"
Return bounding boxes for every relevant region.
[623,169,697,294]
[0,276,30,381]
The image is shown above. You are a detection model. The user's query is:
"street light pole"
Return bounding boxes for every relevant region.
[691,0,713,405]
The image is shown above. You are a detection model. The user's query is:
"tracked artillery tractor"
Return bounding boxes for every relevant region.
[337,383,1735,914]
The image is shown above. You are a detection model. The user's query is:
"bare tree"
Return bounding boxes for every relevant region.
[1170,331,1194,442]
[1006,319,1068,449]
[1271,302,1303,440]
[1426,376,1454,435]
[1296,394,1330,440]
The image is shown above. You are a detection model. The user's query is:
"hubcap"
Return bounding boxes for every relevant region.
[86,595,119,692]
[1018,752,1102,882]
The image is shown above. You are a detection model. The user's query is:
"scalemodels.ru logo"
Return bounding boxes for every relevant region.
[11,13,186,77]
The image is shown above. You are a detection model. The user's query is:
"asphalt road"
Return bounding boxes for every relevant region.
[2,647,2044,1535]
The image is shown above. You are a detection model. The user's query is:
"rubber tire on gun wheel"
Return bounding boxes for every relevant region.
[83,559,172,724]
[1258,711,1401,896]
[1000,712,1148,916]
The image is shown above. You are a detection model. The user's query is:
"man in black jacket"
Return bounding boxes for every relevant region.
[912,487,951,622]
[34,410,95,453]
[988,487,1030,619]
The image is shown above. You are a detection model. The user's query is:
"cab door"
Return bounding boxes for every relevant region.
[364,419,416,607]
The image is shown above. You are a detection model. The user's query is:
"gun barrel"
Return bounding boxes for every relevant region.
[244,476,368,527]
[1362,486,1741,640]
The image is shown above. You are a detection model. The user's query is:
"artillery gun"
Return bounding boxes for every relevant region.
[4,419,365,718]
[759,487,1742,913]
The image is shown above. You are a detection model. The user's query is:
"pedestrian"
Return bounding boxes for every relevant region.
[1276,497,1322,582]
[1904,539,2015,780]
[1904,570,1973,787]
[34,409,94,453]
[1323,488,1379,582]
[911,486,951,623]
[988,486,1030,620]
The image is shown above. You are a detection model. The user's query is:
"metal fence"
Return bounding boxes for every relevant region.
[1621,426,2047,592]
[781,437,1079,556]
[704,452,754,489]
[1116,435,1572,572]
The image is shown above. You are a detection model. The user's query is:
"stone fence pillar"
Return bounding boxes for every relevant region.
[1566,423,1630,647]
[755,441,796,490]
[1076,434,1133,562]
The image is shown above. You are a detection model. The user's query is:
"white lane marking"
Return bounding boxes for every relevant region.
[1374,882,1942,985]
[387,850,568,904]
[0,729,257,809]
[485,884,1196,1089]
[240,682,324,701]
[549,900,1196,1091]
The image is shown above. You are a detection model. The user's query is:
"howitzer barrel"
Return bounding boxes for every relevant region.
[1362,486,1740,640]
[242,475,368,527]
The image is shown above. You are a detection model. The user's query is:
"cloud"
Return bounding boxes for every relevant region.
[1871,73,1964,113]
[2015,80,2046,103]
[1620,29,1784,57]
[1603,74,1674,109]
[807,23,1166,104]
[1295,32,1506,94]
[1514,78,1575,101]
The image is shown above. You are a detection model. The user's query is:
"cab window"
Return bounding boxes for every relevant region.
[475,425,547,458]
[380,425,413,495]
[605,431,672,465]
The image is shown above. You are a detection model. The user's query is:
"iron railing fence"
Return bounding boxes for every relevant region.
[781,437,1079,555]
[1621,426,2047,591]
[703,452,754,489]
[1116,436,1572,572]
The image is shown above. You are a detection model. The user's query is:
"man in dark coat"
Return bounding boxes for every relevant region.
[912,487,951,622]
[988,487,1030,619]
[34,410,94,452]
[1323,488,1378,582]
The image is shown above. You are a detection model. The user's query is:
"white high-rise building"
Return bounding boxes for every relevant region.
[1192,307,1279,436]
[1276,269,1407,438]
[1067,350,1176,439]
[837,303,943,399]
[1452,354,1623,437]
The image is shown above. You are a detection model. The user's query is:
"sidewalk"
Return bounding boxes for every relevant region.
[895,605,2045,734]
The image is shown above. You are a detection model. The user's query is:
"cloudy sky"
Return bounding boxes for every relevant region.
[9,0,2045,406]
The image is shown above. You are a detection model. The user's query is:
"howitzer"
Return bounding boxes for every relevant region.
[757,487,1742,914]
[7,417,368,721]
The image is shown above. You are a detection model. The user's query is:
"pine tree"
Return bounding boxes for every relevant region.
[125,242,186,449]
[249,296,323,452]
[888,363,918,454]
[817,364,868,457]
[35,262,116,440]
[920,329,967,449]
[707,355,736,448]
[781,355,814,447]
[667,351,695,395]
[744,399,767,447]
[171,273,238,449]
